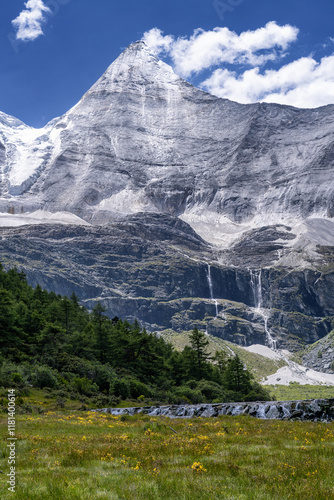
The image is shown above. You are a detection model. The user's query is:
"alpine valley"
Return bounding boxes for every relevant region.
[1,41,334,385]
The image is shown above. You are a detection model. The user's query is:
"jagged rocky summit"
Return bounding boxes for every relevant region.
[1,41,334,356]
[92,399,334,421]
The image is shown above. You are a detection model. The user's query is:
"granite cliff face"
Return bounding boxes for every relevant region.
[0,41,334,354]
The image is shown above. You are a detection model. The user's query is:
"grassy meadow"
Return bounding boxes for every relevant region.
[269,383,334,402]
[1,405,333,500]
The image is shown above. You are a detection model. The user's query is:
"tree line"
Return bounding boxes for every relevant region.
[0,264,271,406]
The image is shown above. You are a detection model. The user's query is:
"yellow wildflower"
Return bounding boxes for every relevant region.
[191,462,207,473]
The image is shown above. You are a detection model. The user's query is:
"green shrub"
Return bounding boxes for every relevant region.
[197,380,225,401]
[0,361,27,387]
[93,364,116,392]
[186,379,198,389]
[173,385,204,404]
[11,372,23,385]
[32,366,59,389]
[72,377,98,396]
[128,379,151,398]
[113,379,129,399]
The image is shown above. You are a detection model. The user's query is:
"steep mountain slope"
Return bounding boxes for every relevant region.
[0,41,334,359]
[1,41,334,229]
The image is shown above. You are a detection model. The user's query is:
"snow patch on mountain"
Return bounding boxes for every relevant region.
[263,365,334,386]
[0,210,90,227]
[243,344,334,386]
[8,127,47,189]
[244,344,283,360]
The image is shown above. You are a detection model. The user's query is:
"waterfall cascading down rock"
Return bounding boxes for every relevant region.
[248,272,325,379]
[263,315,277,350]
[249,269,277,350]
[207,264,219,317]
[250,269,263,309]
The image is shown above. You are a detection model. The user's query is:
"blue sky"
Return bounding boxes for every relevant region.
[1,0,334,127]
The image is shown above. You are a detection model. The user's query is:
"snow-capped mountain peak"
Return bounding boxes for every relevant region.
[0,41,334,254]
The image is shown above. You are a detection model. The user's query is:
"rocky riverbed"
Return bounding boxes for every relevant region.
[92,399,334,421]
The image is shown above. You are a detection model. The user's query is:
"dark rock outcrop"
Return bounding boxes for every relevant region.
[1,216,333,351]
[301,332,334,373]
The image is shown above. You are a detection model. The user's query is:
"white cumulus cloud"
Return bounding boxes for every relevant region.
[12,0,51,42]
[143,24,334,108]
[202,55,334,108]
[142,27,174,56]
[143,23,299,77]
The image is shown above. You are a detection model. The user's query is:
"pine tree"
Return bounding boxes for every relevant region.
[38,322,66,368]
[0,287,26,356]
[92,302,110,363]
[224,354,252,394]
[212,350,228,374]
[61,297,72,335]
[189,328,210,379]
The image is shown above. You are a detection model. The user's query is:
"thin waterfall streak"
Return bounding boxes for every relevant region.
[249,272,320,371]
[207,264,213,299]
[207,264,219,317]
[257,269,262,309]
[263,315,277,350]
[249,268,277,350]
[250,269,262,309]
